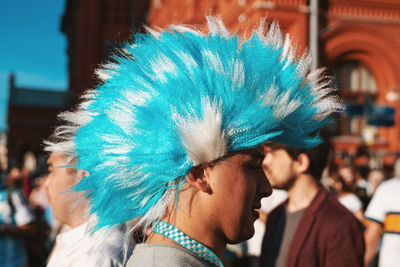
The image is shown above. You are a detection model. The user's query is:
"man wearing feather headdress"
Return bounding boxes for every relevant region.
[45,16,342,266]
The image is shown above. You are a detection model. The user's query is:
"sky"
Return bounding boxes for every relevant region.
[0,0,67,132]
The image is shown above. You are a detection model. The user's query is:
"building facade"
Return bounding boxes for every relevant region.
[61,0,400,164]
[7,74,73,172]
[61,0,150,102]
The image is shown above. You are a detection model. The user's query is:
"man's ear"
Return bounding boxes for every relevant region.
[186,165,212,194]
[295,153,310,174]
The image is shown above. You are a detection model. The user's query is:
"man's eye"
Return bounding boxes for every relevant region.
[248,158,263,169]
[256,158,263,167]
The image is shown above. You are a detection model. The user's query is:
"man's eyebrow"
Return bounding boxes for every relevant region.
[254,152,265,159]
[248,147,264,158]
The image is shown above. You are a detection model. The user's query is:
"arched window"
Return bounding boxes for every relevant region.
[332,61,378,136]
[333,61,377,94]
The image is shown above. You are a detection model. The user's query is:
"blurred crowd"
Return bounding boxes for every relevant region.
[0,163,54,267]
[225,149,398,267]
[0,146,398,267]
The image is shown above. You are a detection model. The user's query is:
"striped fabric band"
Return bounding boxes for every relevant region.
[384,212,400,234]
[152,220,223,266]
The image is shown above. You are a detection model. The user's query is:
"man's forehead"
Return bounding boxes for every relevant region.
[264,142,287,151]
[228,146,264,159]
[243,146,264,157]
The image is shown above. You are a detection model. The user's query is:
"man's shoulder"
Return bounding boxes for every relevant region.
[266,202,285,221]
[127,244,214,267]
[49,226,130,267]
[89,227,131,260]
[313,192,360,227]
[268,190,349,217]
[377,177,400,193]
[383,176,400,185]
[267,189,360,228]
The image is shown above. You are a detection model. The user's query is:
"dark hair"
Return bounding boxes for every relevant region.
[267,138,332,181]
[337,162,356,176]
[330,173,354,193]
[7,160,21,172]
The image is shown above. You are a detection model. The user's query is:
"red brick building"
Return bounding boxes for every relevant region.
[6,0,148,169]
[7,74,73,170]
[60,0,400,164]
[61,0,150,102]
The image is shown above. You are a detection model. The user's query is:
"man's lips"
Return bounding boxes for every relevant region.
[263,168,271,178]
[253,210,260,220]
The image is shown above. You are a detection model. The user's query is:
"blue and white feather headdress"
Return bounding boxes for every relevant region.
[45,16,342,231]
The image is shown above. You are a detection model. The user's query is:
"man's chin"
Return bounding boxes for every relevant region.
[228,227,255,244]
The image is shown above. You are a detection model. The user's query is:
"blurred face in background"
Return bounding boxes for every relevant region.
[338,166,356,187]
[8,167,22,180]
[45,153,87,225]
[263,146,297,190]
[5,167,23,187]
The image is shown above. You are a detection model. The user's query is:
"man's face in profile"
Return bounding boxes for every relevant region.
[45,153,83,224]
[263,145,297,190]
[205,148,272,243]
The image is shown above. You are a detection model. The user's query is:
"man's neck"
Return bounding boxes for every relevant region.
[286,174,320,212]
[146,192,227,260]
[176,218,226,259]
[147,213,226,259]
[64,207,89,229]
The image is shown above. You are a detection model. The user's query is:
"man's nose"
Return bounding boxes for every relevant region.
[43,176,50,189]
[260,154,272,197]
[262,153,271,169]
[258,170,272,198]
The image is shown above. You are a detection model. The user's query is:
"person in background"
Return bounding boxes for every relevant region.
[331,173,364,222]
[364,176,400,267]
[28,175,54,266]
[0,165,36,267]
[337,163,358,188]
[45,152,132,267]
[260,141,365,267]
[29,175,55,230]
[338,163,370,209]
[21,168,32,198]
[366,169,384,198]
